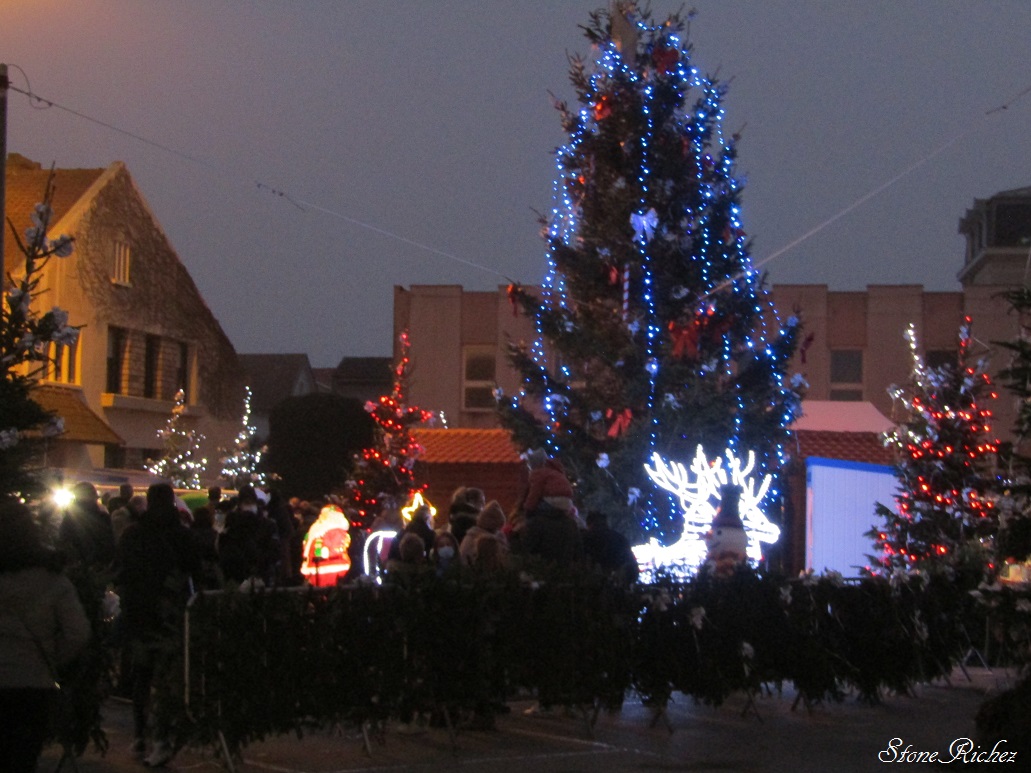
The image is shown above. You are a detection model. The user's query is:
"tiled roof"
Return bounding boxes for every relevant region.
[791,430,895,467]
[793,400,893,434]
[414,427,893,467]
[31,385,123,445]
[4,154,105,273]
[413,428,523,465]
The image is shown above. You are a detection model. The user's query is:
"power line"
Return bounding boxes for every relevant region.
[7,70,1031,295]
[5,78,510,281]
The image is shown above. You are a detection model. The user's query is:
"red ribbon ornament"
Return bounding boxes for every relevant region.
[606,408,633,438]
[652,46,678,74]
[669,321,700,359]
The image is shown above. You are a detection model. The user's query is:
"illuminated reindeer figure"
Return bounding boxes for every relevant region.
[632,445,781,579]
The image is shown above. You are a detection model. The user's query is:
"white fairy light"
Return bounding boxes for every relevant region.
[633,445,780,580]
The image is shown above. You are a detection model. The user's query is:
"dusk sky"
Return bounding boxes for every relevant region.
[6,1,1031,366]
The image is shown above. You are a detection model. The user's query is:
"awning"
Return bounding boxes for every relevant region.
[31,385,124,445]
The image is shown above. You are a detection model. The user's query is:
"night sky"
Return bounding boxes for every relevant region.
[6,1,1031,365]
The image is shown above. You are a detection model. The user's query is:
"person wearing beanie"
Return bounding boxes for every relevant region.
[459,500,509,566]
[521,450,574,517]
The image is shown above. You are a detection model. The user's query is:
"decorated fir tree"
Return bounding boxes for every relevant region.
[220,385,266,489]
[2,175,79,500]
[499,4,803,547]
[991,288,1031,564]
[147,388,207,489]
[869,318,999,575]
[348,331,432,528]
[995,288,1031,469]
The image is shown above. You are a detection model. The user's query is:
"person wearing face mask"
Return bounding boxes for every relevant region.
[430,532,460,576]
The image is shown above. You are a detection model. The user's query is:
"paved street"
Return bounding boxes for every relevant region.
[40,667,1018,773]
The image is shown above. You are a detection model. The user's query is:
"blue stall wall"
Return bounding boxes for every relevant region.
[806,457,897,576]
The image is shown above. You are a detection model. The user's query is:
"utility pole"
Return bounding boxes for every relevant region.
[0,63,8,265]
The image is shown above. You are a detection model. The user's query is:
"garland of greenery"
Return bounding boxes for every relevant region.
[57,565,1031,762]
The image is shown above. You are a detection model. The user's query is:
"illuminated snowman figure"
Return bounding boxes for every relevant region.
[704,483,749,577]
[301,503,351,587]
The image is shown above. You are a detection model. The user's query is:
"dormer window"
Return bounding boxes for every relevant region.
[990,201,1031,248]
[112,241,131,285]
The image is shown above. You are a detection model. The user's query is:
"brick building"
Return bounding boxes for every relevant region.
[394,187,1031,449]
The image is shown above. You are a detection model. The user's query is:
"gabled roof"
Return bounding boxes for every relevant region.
[238,353,315,412]
[788,401,894,466]
[3,153,106,274]
[31,385,123,445]
[413,428,523,464]
[792,400,894,434]
[334,356,392,384]
[791,430,894,467]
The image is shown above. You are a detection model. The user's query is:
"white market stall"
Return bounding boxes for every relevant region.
[793,401,898,577]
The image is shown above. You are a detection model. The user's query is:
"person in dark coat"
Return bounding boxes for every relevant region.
[0,501,91,773]
[582,510,639,585]
[218,486,279,586]
[58,481,116,572]
[114,482,199,766]
[447,487,484,545]
[387,504,436,562]
[520,501,584,566]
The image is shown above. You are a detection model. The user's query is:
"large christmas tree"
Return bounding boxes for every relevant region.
[499,4,803,547]
[869,319,999,575]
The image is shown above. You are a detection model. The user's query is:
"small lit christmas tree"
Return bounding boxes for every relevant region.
[147,388,207,489]
[348,331,432,528]
[869,318,999,575]
[220,385,266,489]
[499,4,803,547]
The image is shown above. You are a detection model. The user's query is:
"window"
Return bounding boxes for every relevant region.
[463,347,496,411]
[175,341,190,401]
[106,327,127,394]
[144,335,161,399]
[991,202,1031,248]
[42,338,79,385]
[112,241,131,285]
[830,349,863,401]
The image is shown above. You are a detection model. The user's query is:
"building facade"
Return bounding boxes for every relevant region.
[394,187,1031,448]
[4,154,245,483]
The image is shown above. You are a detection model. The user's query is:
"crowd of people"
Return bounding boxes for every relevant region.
[0,449,639,767]
[375,449,639,586]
